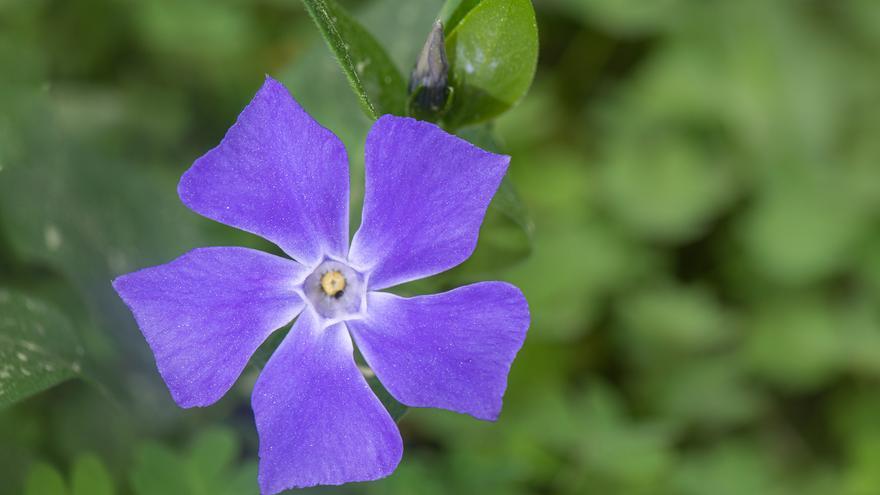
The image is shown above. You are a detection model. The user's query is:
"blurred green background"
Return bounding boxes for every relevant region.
[2,0,880,493]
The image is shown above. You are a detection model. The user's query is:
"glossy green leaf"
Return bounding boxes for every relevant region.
[301,0,406,119]
[440,0,483,33]
[24,462,68,495]
[71,454,115,495]
[444,0,538,128]
[0,289,83,409]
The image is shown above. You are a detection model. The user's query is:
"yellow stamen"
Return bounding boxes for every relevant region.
[320,270,346,297]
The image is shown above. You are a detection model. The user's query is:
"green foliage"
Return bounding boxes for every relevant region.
[24,454,115,495]
[367,374,409,422]
[71,454,115,495]
[444,0,539,128]
[2,0,880,494]
[24,463,67,495]
[450,125,534,275]
[599,132,738,243]
[545,0,683,35]
[301,0,407,119]
[130,428,257,495]
[0,290,82,409]
[440,0,482,33]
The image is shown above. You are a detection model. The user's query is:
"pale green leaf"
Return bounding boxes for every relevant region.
[71,454,115,495]
[24,462,68,495]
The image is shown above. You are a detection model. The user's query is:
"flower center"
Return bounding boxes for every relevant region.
[320,270,346,298]
[302,260,365,321]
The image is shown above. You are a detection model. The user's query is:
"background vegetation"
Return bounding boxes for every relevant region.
[2,0,880,493]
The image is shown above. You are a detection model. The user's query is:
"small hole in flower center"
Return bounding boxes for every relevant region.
[320,270,346,298]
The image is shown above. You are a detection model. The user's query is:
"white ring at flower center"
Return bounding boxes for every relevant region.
[302,260,366,321]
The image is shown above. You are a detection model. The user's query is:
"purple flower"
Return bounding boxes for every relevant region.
[112,76,530,494]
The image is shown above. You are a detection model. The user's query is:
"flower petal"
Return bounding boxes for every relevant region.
[112,247,305,408]
[179,76,350,265]
[253,311,402,493]
[349,115,509,290]
[347,282,529,420]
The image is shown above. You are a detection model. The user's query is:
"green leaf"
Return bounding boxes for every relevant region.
[505,227,637,341]
[130,443,191,495]
[440,0,483,33]
[575,383,674,487]
[636,356,765,431]
[367,372,409,422]
[131,429,258,495]
[545,0,683,35]
[301,0,407,119]
[449,125,533,273]
[186,427,238,483]
[617,284,731,352]
[744,296,843,391]
[671,441,782,495]
[600,132,737,243]
[444,0,538,128]
[0,289,83,409]
[280,0,441,150]
[71,454,115,495]
[0,90,226,374]
[353,346,408,421]
[739,180,866,285]
[494,175,534,241]
[220,461,259,495]
[25,462,68,495]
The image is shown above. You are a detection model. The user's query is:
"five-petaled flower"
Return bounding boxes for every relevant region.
[112,76,530,494]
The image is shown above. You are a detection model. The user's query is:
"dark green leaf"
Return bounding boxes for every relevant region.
[367,372,409,422]
[444,0,538,128]
[0,90,225,374]
[301,0,407,119]
[0,289,83,409]
[353,347,408,421]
